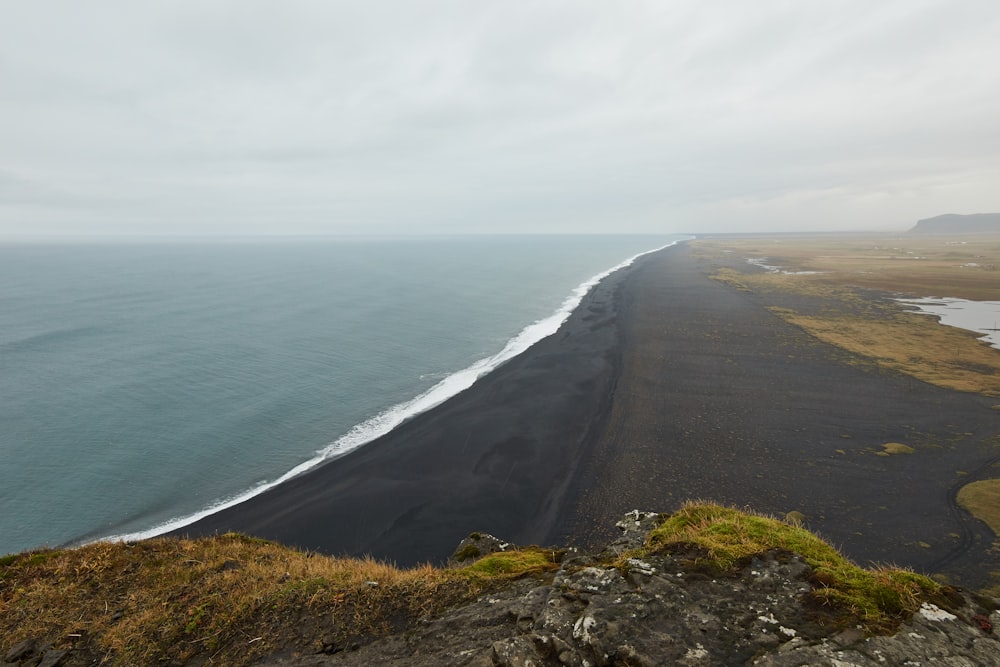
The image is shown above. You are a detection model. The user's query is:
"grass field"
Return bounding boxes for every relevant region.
[692,234,1000,396]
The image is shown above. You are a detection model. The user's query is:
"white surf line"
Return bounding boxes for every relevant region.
[96,238,689,544]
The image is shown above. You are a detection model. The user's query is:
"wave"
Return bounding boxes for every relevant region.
[97,239,684,544]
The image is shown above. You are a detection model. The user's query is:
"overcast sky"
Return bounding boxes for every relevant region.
[2,1,998,237]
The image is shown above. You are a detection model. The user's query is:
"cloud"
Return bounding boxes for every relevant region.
[1,0,998,236]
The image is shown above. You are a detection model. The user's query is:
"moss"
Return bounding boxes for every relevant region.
[452,544,481,562]
[631,502,942,633]
[458,548,560,579]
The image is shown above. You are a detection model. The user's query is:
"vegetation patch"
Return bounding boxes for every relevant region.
[783,313,1000,396]
[882,443,915,455]
[694,236,1000,397]
[785,510,807,525]
[957,478,1000,535]
[630,502,945,633]
[0,533,559,667]
[458,547,561,579]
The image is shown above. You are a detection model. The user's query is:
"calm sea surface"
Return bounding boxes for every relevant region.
[0,235,682,555]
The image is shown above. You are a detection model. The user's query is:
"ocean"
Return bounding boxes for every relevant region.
[0,235,683,556]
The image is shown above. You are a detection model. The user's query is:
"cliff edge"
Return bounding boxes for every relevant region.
[909,213,1000,234]
[3,504,998,666]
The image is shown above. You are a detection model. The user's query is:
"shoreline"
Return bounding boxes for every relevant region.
[169,244,654,563]
[91,240,678,548]
[174,242,1000,587]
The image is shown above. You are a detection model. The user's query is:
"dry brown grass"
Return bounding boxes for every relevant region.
[956,479,1000,536]
[881,443,915,455]
[782,313,1000,396]
[693,235,1000,396]
[0,533,560,666]
[694,235,1000,301]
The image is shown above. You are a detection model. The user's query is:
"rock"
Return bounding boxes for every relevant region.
[293,510,1000,666]
[2,643,68,667]
[36,650,69,667]
[449,532,512,565]
[3,638,37,663]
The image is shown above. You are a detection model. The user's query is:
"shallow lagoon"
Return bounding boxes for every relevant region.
[896,297,1000,350]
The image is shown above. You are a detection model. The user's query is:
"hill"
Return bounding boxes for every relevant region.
[910,213,1000,234]
[2,504,998,666]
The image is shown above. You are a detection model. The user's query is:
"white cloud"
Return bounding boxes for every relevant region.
[2,0,998,236]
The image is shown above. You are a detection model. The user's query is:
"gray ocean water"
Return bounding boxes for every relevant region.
[0,235,682,555]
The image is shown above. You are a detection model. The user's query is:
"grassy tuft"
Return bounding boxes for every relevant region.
[633,502,943,633]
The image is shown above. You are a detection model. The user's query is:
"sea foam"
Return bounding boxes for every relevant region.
[100,239,683,544]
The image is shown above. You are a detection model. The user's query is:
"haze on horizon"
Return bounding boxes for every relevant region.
[2,1,998,238]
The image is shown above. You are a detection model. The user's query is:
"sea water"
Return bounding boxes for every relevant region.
[0,235,683,555]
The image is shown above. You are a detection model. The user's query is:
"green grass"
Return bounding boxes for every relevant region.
[458,548,562,578]
[627,502,945,633]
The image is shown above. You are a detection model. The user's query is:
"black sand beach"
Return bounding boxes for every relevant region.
[177,243,1000,587]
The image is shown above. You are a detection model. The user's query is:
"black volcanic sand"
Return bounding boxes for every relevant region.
[174,256,626,565]
[176,244,1000,587]
[559,244,1000,587]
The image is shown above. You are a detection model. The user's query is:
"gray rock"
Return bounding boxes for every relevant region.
[253,511,1000,667]
[450,532,514,565]
[3,638,36,663]
[36,650,69,667]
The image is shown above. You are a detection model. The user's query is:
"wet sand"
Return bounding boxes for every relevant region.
[172,249,629,565]
[176,243,1000,586]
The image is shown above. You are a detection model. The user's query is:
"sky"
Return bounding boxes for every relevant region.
[2,1,998,237]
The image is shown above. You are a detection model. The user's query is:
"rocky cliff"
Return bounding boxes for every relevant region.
[910,213,1000,234]
[3,505,998,666]
[260,510,1000,667]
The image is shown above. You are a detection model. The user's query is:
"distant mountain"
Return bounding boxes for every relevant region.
[910,213,1000,234]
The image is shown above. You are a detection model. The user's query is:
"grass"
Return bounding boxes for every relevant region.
[956,479,1000,535]
[0,505,961,663]
[782,312,1000,396]
[0,533,559,667]
[693,235,1000,397]
[693,235,1000,301]
[626,502,946,633]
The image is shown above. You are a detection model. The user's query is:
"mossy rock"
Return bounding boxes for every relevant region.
[637,502,943,633]
[452,544,481,562]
